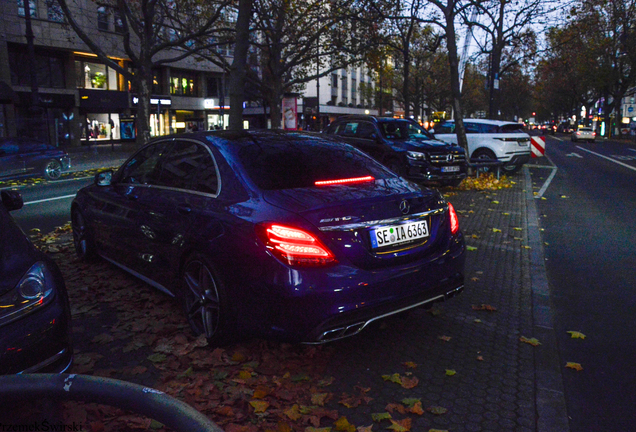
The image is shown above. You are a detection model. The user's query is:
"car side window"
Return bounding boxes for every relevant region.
[436,123,455,134]
[157,140,219,194]
[464,122,480,133]
[119,142,170,185]
[336,122,358,137]
[356,122,376,139]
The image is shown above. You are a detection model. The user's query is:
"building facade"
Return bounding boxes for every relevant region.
[0,0,381,148]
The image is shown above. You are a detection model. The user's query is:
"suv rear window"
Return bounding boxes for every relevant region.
[499,124,525,133]
[238,137,390,190]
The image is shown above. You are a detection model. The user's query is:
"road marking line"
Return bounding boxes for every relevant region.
[534,154,558,199]
[24,194,76,205]
[566,152,583,158]
[576,146,636,172]
[628,148,636,152]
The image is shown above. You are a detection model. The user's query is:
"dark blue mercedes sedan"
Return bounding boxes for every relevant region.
[71,130,465,344]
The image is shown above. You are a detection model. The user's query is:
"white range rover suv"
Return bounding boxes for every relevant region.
[432,119,531,173]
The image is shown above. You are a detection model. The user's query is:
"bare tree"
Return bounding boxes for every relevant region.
[57,0,233,145]
[249,0,378,128]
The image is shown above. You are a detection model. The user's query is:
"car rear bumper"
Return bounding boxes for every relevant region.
[256,234,465,343]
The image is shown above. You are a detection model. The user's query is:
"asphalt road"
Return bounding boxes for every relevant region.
[528,134,636,432]
[11,176,93,234]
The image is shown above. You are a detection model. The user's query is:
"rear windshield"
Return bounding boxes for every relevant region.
[237,136,390,190]
[499,124,526,133]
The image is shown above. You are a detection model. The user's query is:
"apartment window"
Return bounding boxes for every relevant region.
[351,77,357,105]
[170,71,197,96]
[341,76,348,103]
[97,7,109,31]
[9,46,66,88]
[331,73,338,88]
[114,10,124,33]
[46,0,64,22]
[17,0,37,17]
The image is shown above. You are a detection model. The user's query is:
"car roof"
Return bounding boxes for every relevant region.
[442,119,522,126]
[335,115,415,123]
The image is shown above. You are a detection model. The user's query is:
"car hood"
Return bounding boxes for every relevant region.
[394,138,464,153]
[0,209,38,296]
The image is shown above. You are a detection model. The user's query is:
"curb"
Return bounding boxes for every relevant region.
[523,166,570,431]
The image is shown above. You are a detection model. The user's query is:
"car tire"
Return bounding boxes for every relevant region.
[71,208,97,261]
[43,160,63,180]
[501,163,521,174]
[471,149,498,173]
[180,253,234,346]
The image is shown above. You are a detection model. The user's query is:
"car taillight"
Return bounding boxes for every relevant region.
[448,202,459,235]
[315,176,374,186]
[257,223,337,267]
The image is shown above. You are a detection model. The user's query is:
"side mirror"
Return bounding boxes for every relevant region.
[95,170,113,187]
[1,190,24,211]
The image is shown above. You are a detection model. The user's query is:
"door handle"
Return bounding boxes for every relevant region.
[177,204,192,215]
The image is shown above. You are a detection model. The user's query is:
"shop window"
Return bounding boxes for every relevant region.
[46,0,64,22]
[97,7,109,31]
[9,45,66,88]
[17,0,37,17]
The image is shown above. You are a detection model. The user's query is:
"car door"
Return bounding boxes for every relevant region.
[132,139,222,289]
[89,141,171,270]
[0,140,26,178]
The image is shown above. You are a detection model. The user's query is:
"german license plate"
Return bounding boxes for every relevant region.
[442,165,460,172]
[370,220,429,248]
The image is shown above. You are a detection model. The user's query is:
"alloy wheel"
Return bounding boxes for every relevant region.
[183,260,221,339]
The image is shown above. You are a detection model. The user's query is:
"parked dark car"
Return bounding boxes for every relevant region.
[0,137,71,181]
[0,190,73,374]
[71,130,465,345]
[325,116,468,187]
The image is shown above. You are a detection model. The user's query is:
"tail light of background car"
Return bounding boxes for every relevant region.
[448,202,459,235]
[257,224,337,267]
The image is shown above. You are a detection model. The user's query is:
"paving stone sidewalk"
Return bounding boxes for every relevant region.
[317,170,569,432]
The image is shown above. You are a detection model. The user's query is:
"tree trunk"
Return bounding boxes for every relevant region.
[229,0,252,131]
[444,7,468,154]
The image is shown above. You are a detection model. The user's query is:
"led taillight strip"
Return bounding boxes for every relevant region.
[315,176,375,186]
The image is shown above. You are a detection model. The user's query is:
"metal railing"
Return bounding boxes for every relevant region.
[0,374,223,431]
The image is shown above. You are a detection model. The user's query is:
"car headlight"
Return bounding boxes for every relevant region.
[407,151,427,161]
[0,261,55,327]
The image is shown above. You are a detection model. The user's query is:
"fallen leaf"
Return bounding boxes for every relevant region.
[334,417,356,432]
[408,401,424,415]
[466,246,478,251]
[492,228,502,233]
[476,356,484,361]
[381,373,402,384]
[438,335,452,342]
[567,331,586,339]
[356,426,373,432]
[284,405,302,421]
[400,375,418,389]
[402,362,417,369]
[566,362,583,371]
[305,428,332,432]
[371,413,392,422]
[385,403,406,414]
[386,418,411,431]
[520,336,541,346]
[427,406,448,415]
[472,304,497,311]
[249,400,269,413]
[312,392,330,406]
[445,370,456,376]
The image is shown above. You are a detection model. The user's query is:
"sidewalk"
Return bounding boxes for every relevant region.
[36,149,569,431]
